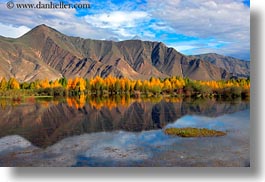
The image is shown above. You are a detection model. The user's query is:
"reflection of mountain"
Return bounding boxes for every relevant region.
[0,99,249,148]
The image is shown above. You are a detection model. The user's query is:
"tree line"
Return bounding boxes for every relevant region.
[0,76,250,99]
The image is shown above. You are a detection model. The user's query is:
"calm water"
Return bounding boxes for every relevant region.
[0,97,250,167]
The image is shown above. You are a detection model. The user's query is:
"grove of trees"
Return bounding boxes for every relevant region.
[0,76,250,99]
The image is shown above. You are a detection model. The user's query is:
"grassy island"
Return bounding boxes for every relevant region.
[164,127,226,137]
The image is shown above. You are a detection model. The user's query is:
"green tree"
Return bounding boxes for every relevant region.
[114,80,121,94]
[20,82,30,89]
[59,77,68,88]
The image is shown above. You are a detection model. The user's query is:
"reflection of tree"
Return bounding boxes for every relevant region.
[0,99,7,110]
[64,95,168,110]
[0,97,249,148]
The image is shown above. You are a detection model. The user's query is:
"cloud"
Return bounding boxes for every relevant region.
[0,0,250,59]
[147,0,249,38]
[0,0,152,40]
[84,11,150,38]
[169,45,197,52]
[85,11,148,29]
[147,0,250,59]
[0,23,30,38]
[0,0,118,39]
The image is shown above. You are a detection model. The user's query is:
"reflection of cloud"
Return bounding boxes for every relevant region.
[0,110,249,166]
[83,132,147,161]
[0,135,34,154]
[0,131,174,166]
[166,109,250,131]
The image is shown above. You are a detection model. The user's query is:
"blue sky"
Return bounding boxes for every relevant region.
[0,0,250,60]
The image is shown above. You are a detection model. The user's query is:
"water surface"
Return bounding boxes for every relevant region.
[0,97,250,167]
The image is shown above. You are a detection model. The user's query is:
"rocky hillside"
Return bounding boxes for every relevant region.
[0,24,249,81]
[189,53,250,78]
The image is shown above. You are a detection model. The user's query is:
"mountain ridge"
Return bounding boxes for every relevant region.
[189,53,250,78]
[0,24,249,81]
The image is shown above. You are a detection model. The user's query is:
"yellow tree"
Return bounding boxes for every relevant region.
[120,78,126,93]
[51,79,61,88]
[134,80,142,91]
[105,75,116,93]
[79,93,86,108]
[0,77,8,90]
[71,77,79,90]
[67,78,73,90]
[123,78,131,92]
[39,79,50,88]
[91,76,104,93]
[79,78,86,92]
[149,77,162,94]
[9,78,20,89]
[163,79,172,93]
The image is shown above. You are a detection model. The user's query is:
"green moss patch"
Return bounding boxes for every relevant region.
[164,127,226,137]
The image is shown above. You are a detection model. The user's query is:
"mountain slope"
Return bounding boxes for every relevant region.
[0,28,62,82]
[190,53,250,78]
[0,24,249,81]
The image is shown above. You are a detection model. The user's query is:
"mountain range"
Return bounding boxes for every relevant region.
[0,24,250,82]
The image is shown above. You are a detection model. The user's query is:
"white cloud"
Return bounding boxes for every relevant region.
[0,1,151,40]
[0,23,30,38]
[0,0,250,59]
[170,45,197,52]
[148,0,249,38]
[84,11,150,39]
[0,0,118,39]
[85,11,148,29]
[147,0,250,59]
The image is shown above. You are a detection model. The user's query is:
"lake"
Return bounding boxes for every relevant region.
[0,97,250,167]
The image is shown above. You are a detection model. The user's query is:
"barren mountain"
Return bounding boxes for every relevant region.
[190,53,250,78]
[0,24,249,81]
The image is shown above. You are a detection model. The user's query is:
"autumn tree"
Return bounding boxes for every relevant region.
[79,78,86,92]
[149,77,162,95]
[51,79,61,88]
[124,78,130,93]
[91,76,104,94]
[8,78,20,89]
[134,80,141,91]
[0,77,8,91]
[39,79,50,88]
[162,79,172,93]
[67,78,73,90]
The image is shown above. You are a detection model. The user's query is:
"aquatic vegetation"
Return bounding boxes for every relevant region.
[164,127,226,137]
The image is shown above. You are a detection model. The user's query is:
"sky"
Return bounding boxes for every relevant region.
[0,0,250,60]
